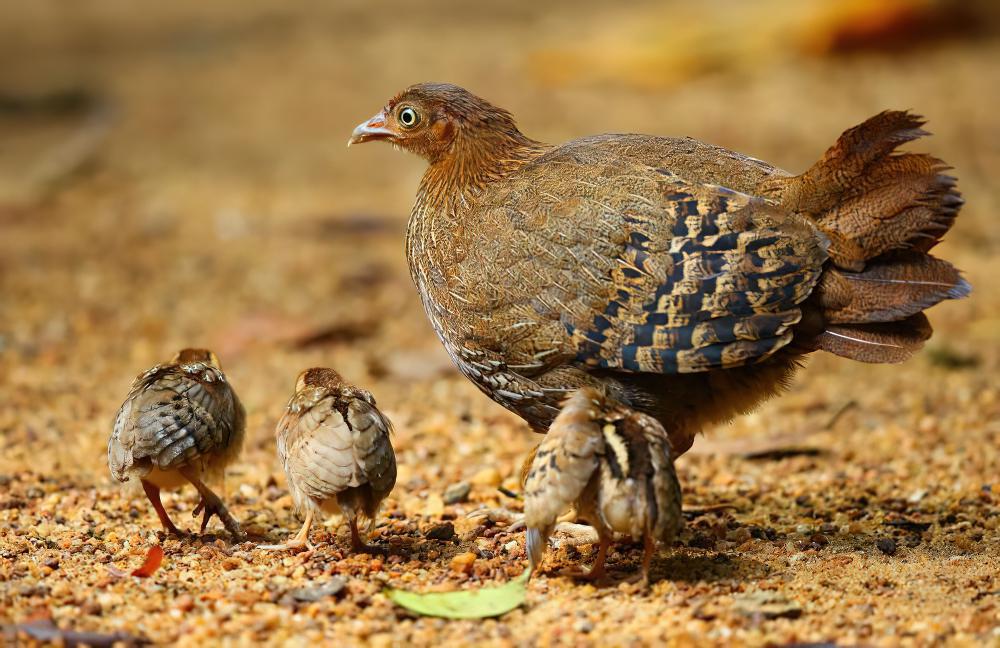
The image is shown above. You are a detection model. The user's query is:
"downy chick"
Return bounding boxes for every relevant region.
[109,348,245,538]
[265,368,396,552]
[524,388,682,585]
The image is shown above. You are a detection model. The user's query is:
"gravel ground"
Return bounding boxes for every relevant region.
[1,2,998,646]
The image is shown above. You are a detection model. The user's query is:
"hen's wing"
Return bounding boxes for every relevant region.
[464,145,829,374]
[109,363,239,481]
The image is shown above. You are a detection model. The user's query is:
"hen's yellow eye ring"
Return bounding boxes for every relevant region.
[398,106,419,128]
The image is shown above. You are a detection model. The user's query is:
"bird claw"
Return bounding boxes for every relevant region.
[557,564,609,585]
[550,522,599,548]
[161,525,188,539]
[467,506,524,528]
[193,496,244,540]
[258,539,314,552]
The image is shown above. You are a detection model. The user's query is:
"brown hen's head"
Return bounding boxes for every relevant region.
[295,367,346,393]
[348,83,540,167]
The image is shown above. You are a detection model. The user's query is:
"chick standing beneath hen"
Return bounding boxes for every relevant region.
[348,83,968,460]
[264,368,396,552]
[523,388,682,585]
[109,349,245,539]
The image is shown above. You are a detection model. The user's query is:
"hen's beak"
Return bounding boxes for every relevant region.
[347,111,395,147]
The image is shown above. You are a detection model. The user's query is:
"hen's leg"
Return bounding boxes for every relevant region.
[141,479,183,536]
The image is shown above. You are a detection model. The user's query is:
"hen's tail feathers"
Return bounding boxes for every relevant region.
[779,111,969,363]
[815,313,932,364]
[816,252,970,325]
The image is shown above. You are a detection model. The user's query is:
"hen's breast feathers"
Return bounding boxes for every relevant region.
[442,143,828,375]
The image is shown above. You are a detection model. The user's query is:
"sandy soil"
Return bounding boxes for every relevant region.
[1,1,998,646]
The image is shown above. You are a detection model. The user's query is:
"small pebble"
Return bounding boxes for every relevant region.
[876,538,897,556]
[810,533,829,547]
[727,527,752,544]
[174,595,195,612]
[470,468,502,488]
[425,522,455,541]
[442,482,471,505]
[449,552,477,575]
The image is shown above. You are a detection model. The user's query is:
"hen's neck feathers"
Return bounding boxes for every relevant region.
[417,119,546,209]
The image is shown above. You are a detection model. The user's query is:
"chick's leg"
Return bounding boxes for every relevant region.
[559,531,611,582]
[179,466,243,540]
[581,532,612,581]
[260,508,314,551]
[638,532,655,589]
[141,479,183,536]
[348,516,380,554]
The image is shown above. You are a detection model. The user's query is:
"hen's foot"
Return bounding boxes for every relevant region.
[349,518,384,554]
[259,509,314,551]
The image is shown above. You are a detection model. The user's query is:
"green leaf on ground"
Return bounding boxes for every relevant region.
[384,568,530,619]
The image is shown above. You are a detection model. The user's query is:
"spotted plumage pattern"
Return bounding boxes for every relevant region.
[562,174,826,374]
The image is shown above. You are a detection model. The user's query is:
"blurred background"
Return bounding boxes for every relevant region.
[1,0,998,491]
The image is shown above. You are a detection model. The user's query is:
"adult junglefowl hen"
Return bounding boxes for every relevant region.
[349,83,968,457]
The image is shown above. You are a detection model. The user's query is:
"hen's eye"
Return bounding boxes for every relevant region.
[398,106,419,128]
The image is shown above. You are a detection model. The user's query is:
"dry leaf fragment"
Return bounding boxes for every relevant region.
[107,545,164,579]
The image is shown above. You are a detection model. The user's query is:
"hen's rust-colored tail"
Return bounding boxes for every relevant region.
[781,111,969,363]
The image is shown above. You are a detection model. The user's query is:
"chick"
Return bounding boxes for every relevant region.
[109,348,245,538]
[265,368,396,552]
[524,388,682,585]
